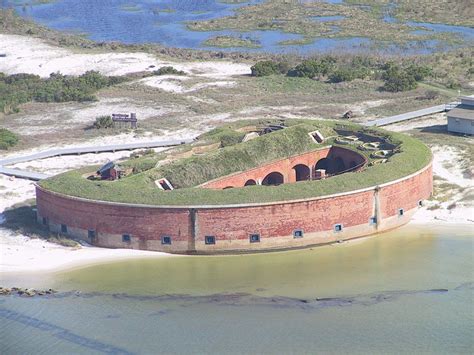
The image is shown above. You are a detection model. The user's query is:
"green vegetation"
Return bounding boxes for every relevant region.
[287,58,335,78]
[39,119,432,206]
[187,0,467,48]
[345,0,474,27]
[154,124,325,188]
[251,61,289,77]
[204,35,261,48]
[93,115,114,129]
[0,128,19,150]
[153,66,186,76]
[0,71,128,114]
[382,63,432,92]
[250,57,435,91]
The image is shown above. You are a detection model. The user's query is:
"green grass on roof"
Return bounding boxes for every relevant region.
[39,120,431,206]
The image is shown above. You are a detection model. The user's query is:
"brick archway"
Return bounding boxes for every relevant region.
[244,179,257,186]
[293,164,311,181]
[262,172,284,186]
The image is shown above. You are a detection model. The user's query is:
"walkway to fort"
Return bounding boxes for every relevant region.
[0,139,193,181]
[364,102,459,127]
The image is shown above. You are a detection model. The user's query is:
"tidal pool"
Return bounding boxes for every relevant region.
[1,224,473,354]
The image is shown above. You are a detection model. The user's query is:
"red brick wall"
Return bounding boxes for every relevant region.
[379,163,433,218]
[201,146,366,189]
[36,162,432,254]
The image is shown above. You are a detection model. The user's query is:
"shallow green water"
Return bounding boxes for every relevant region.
[1,224,473,354]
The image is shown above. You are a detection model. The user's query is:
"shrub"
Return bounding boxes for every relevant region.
[382,64,418,92]
[250,60,281,76]
[423,90,439,100]
[406,64,432,81]
[329,68,356,83]
[153,66,186,76]
[287,57,335,78]
[0,128,19,150]
[94,115,113,129]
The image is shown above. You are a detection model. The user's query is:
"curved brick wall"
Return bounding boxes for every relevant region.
[36,160,433,254]
[200,146,366,189]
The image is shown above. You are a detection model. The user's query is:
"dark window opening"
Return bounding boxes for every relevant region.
[334,157,346,173]
[349,161,357,169]
[244,179,257,186]
[293,229,304,238]
[122,234,131,243]
[61,224,67,234]
[369,217,377,225]
[315,158,329,171]
[334,224,343,232]
[223,186,234,190]
[161,236,172,245]
[398,208,404,216]
[88,230,96,239]
[205,236,216,245]
[418,200,423,207]
[250,234,260,243]
[262,172,284,186]
[42,217,48,226]
[293,164,311,182]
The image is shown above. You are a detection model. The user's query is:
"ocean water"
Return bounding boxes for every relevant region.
[1,224,473,354]
[1,0,473,54]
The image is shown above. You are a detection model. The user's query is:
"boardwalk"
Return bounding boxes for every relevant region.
[364,102,458,127]
[0,139,193,181]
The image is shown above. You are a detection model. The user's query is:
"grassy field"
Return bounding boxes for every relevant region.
[203,35,261,48]
[39,119,432,206]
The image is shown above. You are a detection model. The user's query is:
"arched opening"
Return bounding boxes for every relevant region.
[244,179,257,186]
[334,157,346,173]
[315,158,329,171]
[293,164,311,181]
[262,172,284,186]
[349,161,357,169]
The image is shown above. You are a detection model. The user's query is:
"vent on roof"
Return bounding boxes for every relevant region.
[155,178,174,191]
[308,130,324,143]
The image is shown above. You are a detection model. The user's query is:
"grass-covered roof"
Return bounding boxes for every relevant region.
[39,119,432,206]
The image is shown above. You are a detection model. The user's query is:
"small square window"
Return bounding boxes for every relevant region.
[369,217,377,225]
[61,224,67,233]
[250,234,260,243]
[42,217,48,226]
[293,229,303,238]
[334,224,343,232]
[205,236,216,245]
[122,234,131,243]
[88,230,96,239]
[398,208,404,216]
[161,236,172,245]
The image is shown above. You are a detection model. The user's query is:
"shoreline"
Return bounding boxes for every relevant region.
[1,218,472,275]
[0,232,176,275]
